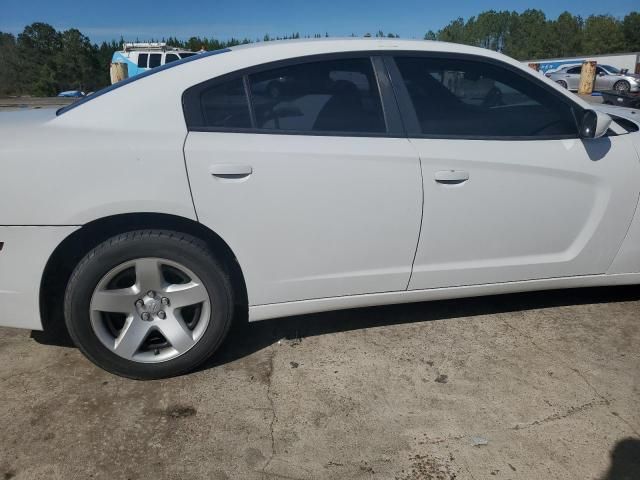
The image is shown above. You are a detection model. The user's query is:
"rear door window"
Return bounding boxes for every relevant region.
[165,53,180,63]
[248,58,386,134]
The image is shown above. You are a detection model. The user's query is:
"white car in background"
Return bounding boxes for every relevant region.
[1,39,640,379]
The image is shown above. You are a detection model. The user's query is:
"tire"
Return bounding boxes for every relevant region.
[556,80,568,89]
[64,230,234,379]
[613,80,630,93]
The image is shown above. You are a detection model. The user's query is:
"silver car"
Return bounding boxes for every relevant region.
[547,64,640,92]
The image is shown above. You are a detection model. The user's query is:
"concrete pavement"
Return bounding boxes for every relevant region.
[1,286,638,479]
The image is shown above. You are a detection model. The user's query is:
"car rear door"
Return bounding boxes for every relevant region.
[387,54,640,290]
[565,66,582,90]
[183,55,422,306]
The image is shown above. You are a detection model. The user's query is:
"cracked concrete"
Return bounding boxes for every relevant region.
[262,348,279,479]
[1,286,639,479]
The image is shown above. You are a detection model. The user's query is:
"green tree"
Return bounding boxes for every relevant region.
[622,12,640,51]
[56,29,100,91]
[503,9,549,59]
[468,10,512,51]
[17,22,62,95]
[582,15,625,54]
[424,30,437,41]
[437,17,467,44]
[0,33,20,95]
[548,12,583,58]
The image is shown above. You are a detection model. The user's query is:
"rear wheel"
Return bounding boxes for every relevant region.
[64,230,233,379]
[613,80,630,93]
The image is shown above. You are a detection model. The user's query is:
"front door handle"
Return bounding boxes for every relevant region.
[434,170,469,185]
[209,164,253,179]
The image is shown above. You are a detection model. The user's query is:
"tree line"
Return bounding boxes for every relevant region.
[0,10,638,97]
[425,10,639,60]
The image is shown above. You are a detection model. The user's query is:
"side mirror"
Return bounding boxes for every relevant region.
[580,110,612,139]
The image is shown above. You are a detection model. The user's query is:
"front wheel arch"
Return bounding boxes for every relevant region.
[39,213,248,337]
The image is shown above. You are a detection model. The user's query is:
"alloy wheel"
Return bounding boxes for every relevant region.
[614,81,630,93]
[89,257,211,363]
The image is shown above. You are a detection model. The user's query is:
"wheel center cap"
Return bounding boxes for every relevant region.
[144,298,161,315]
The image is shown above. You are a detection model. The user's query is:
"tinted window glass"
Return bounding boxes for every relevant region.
[566,66,582,74]
[395,57,577,138]
[149,53,162,68]
[248,58,385,133]
[137,53,148,68]
[165,53,180,63]
[180,52,196,59]
[199,77,251,128]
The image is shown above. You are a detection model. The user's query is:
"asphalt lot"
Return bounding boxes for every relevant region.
[1,286,639,480]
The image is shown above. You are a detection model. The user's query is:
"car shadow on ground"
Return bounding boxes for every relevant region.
[201,285,640,370]
[600,437,640,480]
[31,285,640,371]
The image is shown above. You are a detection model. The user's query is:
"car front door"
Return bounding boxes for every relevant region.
[594,66,610,91]
[183,56,423,306]
[388,54,640,290]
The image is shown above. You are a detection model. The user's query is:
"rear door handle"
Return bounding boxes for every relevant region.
[434,170,469,185]
[209,164,253,179]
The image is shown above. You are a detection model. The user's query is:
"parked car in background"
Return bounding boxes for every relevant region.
[548,64,640,92]
[1,39,640,379]
[57,90,85,97]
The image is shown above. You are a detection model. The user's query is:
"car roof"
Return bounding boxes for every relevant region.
[229,37,503,58]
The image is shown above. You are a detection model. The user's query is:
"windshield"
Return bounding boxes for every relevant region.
[601,65,621,74]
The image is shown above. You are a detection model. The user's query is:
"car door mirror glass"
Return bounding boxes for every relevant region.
[581,110,612,139]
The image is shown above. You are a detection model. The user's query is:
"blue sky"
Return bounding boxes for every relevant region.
[1,0,638,43]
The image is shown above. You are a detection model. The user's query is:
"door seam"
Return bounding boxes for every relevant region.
[181,132,200,222]
[406,139,424,290]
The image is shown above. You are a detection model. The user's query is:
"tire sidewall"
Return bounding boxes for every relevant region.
[65,232,233,379]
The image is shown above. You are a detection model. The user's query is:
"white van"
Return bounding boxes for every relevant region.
[111,42,197,83]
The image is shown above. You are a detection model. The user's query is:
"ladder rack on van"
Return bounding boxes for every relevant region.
[122,42,181,52]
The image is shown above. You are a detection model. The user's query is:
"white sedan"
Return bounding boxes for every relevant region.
[1,39,639,379]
